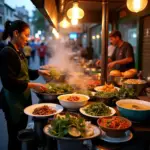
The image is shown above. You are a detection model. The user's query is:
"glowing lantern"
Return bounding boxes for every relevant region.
[96,35,100,39]
[67,2,84,19]
[59,17,70,28]
[127,0,148,13]
[92,36,95,40]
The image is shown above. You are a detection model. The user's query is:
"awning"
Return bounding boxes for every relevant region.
[31,0,58,29]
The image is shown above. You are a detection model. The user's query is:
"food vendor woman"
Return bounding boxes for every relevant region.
[0,20,49,150]
[96,30,135,72]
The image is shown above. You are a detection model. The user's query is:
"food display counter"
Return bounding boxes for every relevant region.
[22,64,150,150]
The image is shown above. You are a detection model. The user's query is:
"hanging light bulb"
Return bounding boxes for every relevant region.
[92,36,95,40]
[52,28,59,39]
[67,2,84,20]
[96,35,100,39]
[127,0,148,13]
[59,17,70,28]
[71,18,78,25]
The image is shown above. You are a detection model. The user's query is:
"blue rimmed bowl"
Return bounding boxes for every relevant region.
[116,99,150,122]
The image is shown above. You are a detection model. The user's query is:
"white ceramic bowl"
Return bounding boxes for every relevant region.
[58,94,90,110]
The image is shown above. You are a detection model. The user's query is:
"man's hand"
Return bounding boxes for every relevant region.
[108,61,117,69]
[96,60,101,66]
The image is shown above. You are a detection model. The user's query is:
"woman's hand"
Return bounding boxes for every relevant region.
[28,83,47,93]
[38,70,50,76]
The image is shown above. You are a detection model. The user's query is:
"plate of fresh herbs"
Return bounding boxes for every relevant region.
[43,113,101,140]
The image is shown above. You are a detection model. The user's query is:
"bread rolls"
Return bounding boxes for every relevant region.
[110,68,137,78]
[123,70,134,78]
[128,69,137,74]
[110,70,122,77]
[123,69,137,78]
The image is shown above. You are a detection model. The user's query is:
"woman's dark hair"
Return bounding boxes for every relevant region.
[2,20,29,40]
[109,30,122,39]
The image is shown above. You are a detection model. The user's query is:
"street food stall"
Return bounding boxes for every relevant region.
[19,63,150,150]
[18,0,150,150]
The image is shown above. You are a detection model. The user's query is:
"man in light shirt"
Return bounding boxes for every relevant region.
[108,44,115,57]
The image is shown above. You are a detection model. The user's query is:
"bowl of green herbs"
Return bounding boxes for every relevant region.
[80,102,116,118]
[43,113,101,140]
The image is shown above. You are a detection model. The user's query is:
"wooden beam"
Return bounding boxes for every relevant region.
[44,0,58,28]
[58,10,116,24]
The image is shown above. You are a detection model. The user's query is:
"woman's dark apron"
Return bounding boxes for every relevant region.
[1,47,32,124]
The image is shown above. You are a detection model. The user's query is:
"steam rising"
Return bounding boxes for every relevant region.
[46,37,92,89]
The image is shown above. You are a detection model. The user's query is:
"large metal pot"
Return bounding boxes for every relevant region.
[123,80,147,96]
[34,91,60,103]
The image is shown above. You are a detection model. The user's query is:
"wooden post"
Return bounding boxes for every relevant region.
[101,0,109,85]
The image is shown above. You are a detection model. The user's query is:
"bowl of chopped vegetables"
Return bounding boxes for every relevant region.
[97,116,132,137]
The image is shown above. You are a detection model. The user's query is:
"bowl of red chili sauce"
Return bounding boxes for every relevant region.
[97,116,132,137]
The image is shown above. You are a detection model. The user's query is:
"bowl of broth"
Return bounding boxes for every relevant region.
[58,94,89,110]
[116,99,150,122]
